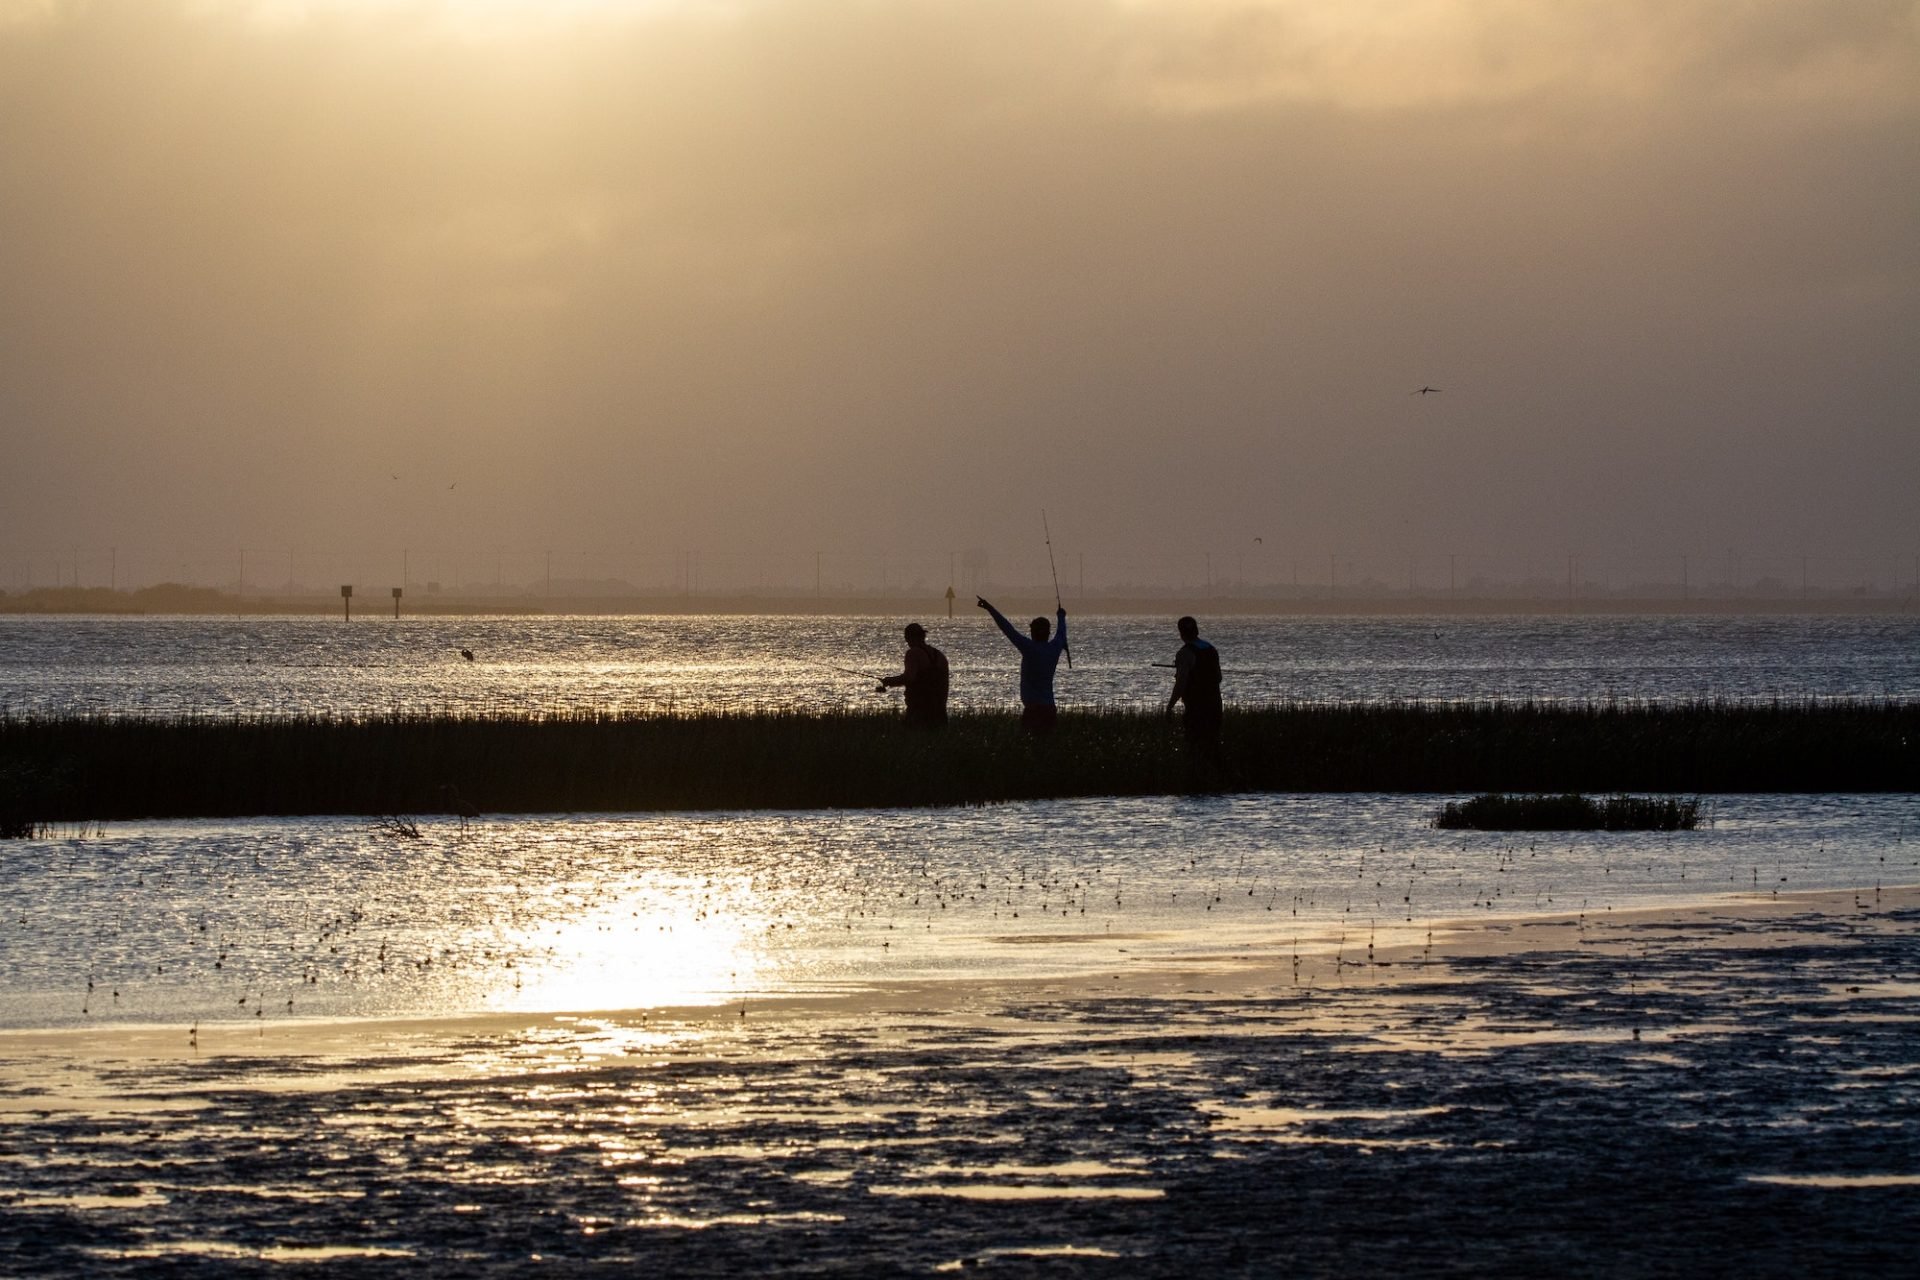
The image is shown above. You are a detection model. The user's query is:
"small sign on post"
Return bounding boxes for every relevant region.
[340,584,353,621]
[945,585,956,618]
[391,586,403,619]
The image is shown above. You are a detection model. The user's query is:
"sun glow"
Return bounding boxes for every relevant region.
[506,880,771,1014]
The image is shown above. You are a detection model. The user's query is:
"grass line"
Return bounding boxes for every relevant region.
[2,700,1916,822]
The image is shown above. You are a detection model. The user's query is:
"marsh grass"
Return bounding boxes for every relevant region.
[1434,793,1701,831]
[1,700,1914,821]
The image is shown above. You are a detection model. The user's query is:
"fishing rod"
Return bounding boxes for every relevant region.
[809,660,890,687]
[1042,508,1072,669]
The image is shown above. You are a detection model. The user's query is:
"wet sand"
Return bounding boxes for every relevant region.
[3,887,1917,1275]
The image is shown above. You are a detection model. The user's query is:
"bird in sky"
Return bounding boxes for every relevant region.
[448,483,457,490]
[1412,386,1442,396]
[390,473,399,480]
[1254,537,1263,544]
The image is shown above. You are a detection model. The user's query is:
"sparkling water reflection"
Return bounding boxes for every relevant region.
[2,613,1917,718]
[3,792,1914,1029]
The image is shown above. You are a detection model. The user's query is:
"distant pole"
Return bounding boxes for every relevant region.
[1078,552,1084,598]
[1802,555,1808,600]
[1449,553,1456,599]
[1329,553,1336,602]
[341,584,353,621]
[392,586,402,619]
[238,547,246,596]
[402,548,409,590]
[545,550,552,599]
[815,551,821,599]
[946,585,956,618]
[1205,552,1212,598]
[110,546,116,592]
[1567,553,1574,606]
[1681,555,1689,602]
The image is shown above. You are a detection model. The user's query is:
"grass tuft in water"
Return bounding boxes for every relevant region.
[1434,793,1701,831]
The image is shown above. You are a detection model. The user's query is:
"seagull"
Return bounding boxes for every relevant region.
[1254,537,1263,544]
[448,483,457,490]
[1412,386,1442,396]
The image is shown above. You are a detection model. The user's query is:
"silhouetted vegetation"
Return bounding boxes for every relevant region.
[0,700,1913,821]
[1434,793,1701,831]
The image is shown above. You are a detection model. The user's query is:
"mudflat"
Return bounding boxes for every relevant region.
[2,887,1916,1276]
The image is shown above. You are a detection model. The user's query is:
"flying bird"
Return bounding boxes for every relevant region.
[1412,386,1442,396]
[1254,537,1263,544]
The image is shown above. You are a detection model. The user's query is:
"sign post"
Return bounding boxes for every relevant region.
[391,586,403,619]
[340,584,353,621]
[945,585,955,618]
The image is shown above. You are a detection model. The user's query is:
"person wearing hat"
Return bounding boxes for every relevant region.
[879,623,950,728]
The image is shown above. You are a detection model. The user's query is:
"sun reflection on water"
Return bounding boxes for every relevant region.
[505,876,769,1012]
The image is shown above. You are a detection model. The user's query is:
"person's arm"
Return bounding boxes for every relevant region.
[1167,646,1192,714]
[879,652,917,690]
[978,597,1027,650]
[1053,607,1067,655]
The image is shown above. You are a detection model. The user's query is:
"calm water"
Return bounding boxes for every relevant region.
[3,793,1915,1029]
[1,613,1917,717]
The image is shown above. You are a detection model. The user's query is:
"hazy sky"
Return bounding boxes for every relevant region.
[2,0,1916,582]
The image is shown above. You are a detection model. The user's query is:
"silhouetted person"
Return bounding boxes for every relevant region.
[979,597,1067,734]
[1166,615,1222,749]
[878,623,949,728]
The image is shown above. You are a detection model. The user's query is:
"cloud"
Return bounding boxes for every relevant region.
[0,0,1914,568]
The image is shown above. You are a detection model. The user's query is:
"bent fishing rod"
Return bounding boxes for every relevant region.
[1043,508,1072,669]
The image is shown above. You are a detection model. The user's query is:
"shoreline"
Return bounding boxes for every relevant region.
[5,596,1917,618]
[4,882,1916,1274]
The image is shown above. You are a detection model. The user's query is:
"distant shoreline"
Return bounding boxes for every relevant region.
[1,586,1914,618]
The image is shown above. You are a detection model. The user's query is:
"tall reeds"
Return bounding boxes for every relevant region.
[1,700,1913,822]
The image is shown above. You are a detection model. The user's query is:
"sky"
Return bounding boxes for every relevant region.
[1,0,1916,590]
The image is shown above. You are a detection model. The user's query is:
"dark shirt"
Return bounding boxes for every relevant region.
[1174,638,1222,714]
[885,642,949,724]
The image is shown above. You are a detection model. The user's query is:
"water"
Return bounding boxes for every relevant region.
[2,612,1917,718]
[3,613,1915,1031]
[3,793,1915,1029]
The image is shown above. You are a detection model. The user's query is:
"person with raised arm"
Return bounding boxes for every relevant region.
[977,597,1067,735]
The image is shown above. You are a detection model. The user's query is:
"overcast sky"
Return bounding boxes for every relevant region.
[2,0,1915,586]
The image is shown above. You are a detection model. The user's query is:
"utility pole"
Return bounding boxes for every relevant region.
[1329,553,1336,602]
[815,551,821,600]
[1449,553,1456,600]
[1681,555,1689,603]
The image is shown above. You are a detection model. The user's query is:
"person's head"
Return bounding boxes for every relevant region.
[1029,616,1051,642]
[1177,615,1199,642]
[903,623,927,646]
